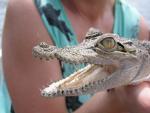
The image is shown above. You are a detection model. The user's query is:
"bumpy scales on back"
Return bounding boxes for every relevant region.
[33,28,150,98]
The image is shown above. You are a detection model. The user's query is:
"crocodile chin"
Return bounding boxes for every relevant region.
[41,64,114,98]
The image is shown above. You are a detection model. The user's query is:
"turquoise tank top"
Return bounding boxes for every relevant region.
[0,0,141,113]
[34,0,140,112]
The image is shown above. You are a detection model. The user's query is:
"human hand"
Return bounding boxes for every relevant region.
[102,63,150,112]
[109,82,150,113]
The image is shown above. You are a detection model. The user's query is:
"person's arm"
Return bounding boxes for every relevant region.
[3,0,67,113]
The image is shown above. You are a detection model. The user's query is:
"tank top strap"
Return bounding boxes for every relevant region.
[35,0,78,47]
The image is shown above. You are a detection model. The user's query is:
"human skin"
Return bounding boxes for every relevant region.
[2,0,150,113]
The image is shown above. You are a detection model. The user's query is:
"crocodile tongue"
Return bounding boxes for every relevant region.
[41,64,110,98]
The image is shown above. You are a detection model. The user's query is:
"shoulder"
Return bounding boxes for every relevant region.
[3,0,53,61]
[5,0,50,42]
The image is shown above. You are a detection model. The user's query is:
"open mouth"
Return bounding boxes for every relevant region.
[41,64,113,97]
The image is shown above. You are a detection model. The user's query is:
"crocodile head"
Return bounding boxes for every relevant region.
[33,28,139,98]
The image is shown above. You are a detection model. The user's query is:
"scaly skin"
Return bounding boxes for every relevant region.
[33,28,150,98]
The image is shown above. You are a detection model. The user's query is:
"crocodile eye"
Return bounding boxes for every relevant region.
[100,37,116,49]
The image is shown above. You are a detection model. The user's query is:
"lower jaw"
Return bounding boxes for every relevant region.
[41,64,110,97]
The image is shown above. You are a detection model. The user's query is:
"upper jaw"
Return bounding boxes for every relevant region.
[32,36,137,65]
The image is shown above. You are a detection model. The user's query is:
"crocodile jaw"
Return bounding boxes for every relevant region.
[41,64,110,98]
